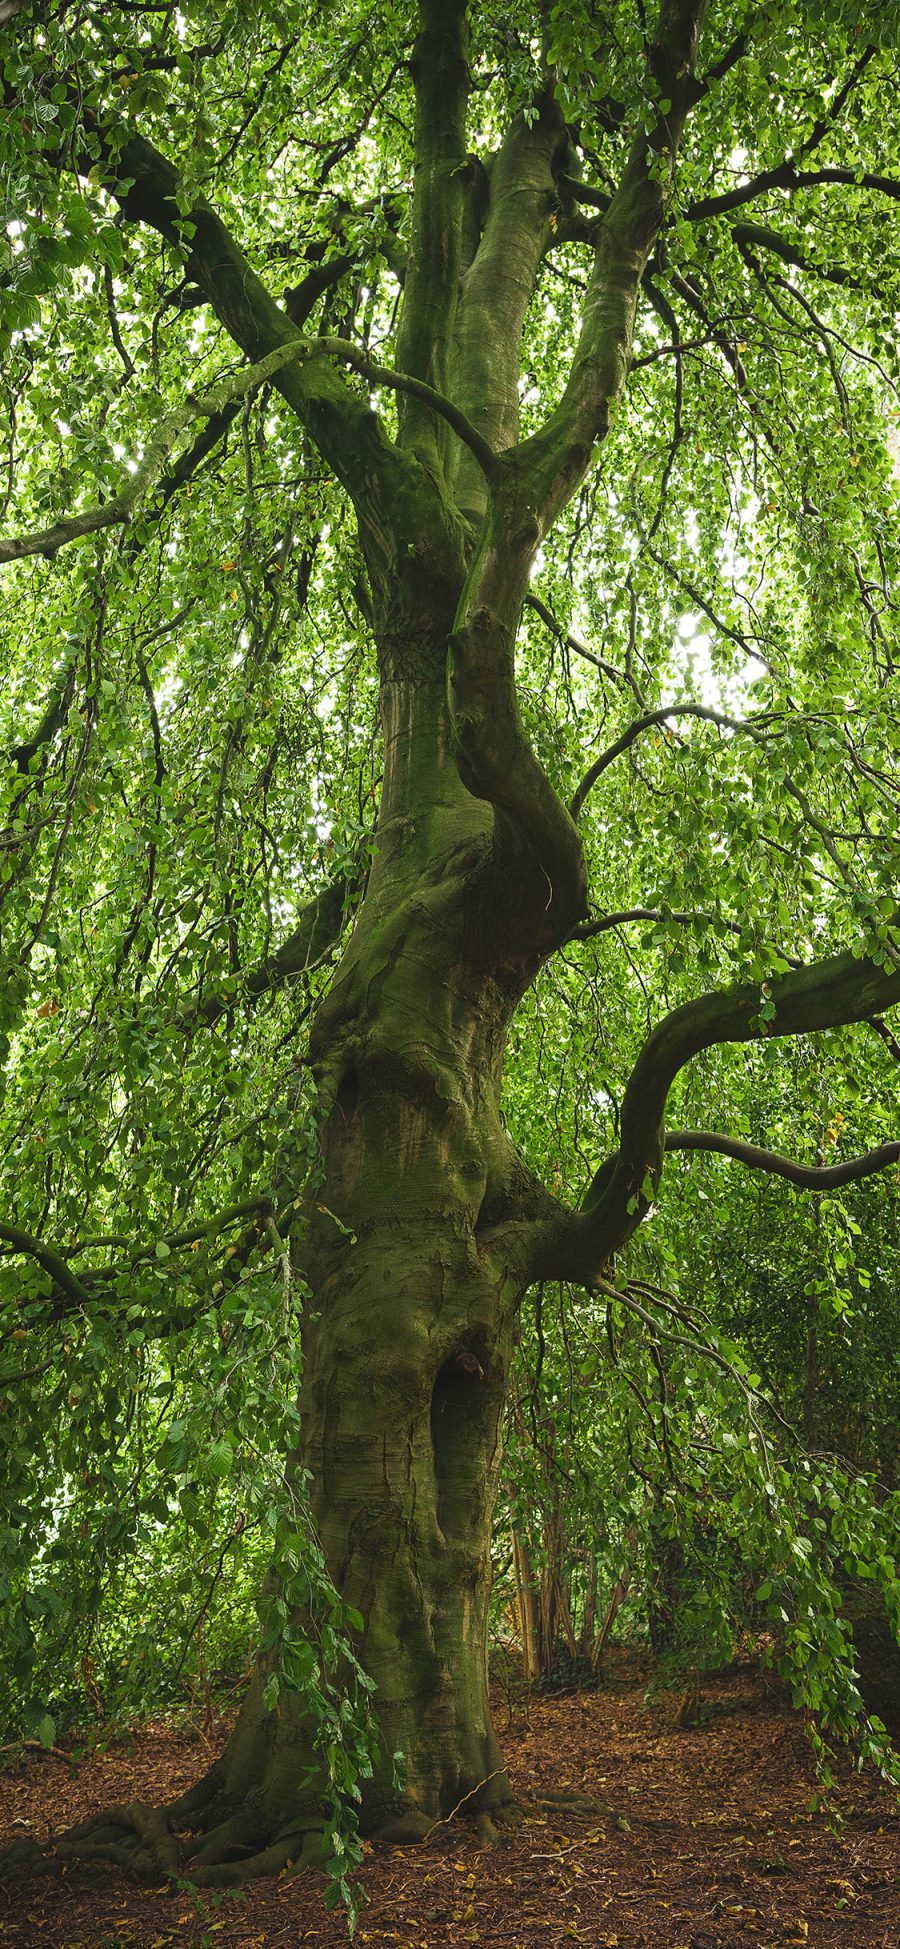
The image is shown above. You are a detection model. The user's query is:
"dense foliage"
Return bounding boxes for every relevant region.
[1,0,899,1904]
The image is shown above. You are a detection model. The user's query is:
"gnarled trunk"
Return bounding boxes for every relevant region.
[167,604,570,1877]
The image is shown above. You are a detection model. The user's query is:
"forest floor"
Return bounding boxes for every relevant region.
[0,1653,897,1948]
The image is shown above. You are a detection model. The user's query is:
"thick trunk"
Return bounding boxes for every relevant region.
[295,1132,518,1834]
[177,1184,516,1862]
[169,598,563,1873]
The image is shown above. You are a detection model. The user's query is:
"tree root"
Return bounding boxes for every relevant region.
[474,1805,519,1845]
[189,1827,324,1889]
[0,1758,524,1891]
[0,1801,182,1885]
[530,1788,634,1831]
[0,1792,329,1892]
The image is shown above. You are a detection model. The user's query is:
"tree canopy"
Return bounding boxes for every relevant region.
[1,0,899,1908]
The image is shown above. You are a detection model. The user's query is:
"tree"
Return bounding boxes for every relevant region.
[2,0,899,1893]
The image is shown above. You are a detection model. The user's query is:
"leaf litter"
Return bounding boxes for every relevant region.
[1,1652,897,1948]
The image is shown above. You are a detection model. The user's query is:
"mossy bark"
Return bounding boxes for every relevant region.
[166,583,577,1873]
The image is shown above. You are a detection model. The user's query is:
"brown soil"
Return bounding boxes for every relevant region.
[0,1656,897,1947]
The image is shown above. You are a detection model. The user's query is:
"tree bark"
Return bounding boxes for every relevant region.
[157,573,571,1875]
[513,1534,541,1683]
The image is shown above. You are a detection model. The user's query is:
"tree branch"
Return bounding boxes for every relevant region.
[0,337,493,566]
[447,1,709,940]
[701,26,751,84]
[665,1129,900,1189]
[0,1224,92,1309]
[311,337,497,479]
[179,874,354,1030]
[569,702,770,820]
[535,927,900,1281]
[394,0,470,470]
[67,121,427,592]
[568,906,803,969]
[0,1190,298,1341]
[572,906,728,940]
[7,655,78,769]
[501,0,709,540]
[729,221,869,296]
[687,44,880,220]
[0,340,316,564]
[639,534,775,670]
[525,590,642,696]
[688,163,900,222]
[868,1016,900,1064]
[450,90,577,523]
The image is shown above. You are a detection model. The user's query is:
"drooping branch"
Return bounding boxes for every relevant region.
[573,906,713,938]
[0,1187,298,1340]
[535,927,900,1282]
[150,402,241,513]
[568,702,771,820]
[314,338,497,479]
[573,905,726,939]
[686,43,880,221]
[665,1129,900,1189]
[569,905,803,968]
[525,590,641,695]
[72,1198,274,1277]
[0,340,315,564]
[658,265,753,409]
[869,1016,900,1064]
[0,336,493,566]
[0,1224,92,1310]
[639,535,776,670]
[7,655,78,770]
[571,691,875,926]
[729,221,869,297]
[179,873,355,1030]
[688,163,900,222]
[65,121,428,591]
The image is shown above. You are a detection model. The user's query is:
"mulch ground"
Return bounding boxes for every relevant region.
[0,1655,897,1947]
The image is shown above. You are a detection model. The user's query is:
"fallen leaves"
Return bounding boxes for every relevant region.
[2,1658,898,1947]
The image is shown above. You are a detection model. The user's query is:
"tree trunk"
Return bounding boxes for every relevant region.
[513,1533,541,1683]
[647,1500,686,1658]
[592,1525,638,1669]
[162,596,569,1876]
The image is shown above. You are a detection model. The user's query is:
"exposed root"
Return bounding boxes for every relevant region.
[372,1810,434,1844]
[0,1801,182,1885]
[468,1796,529,1845]
[531,1788,633,1830]
[0,1835,64,1883]
[0,1739,72,1765]
[0,1754,522,1893]
[188,1809,257,1867]
[1,1775,536,1889]
[190,1827,324,1889]
[0,1791,328,1893]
